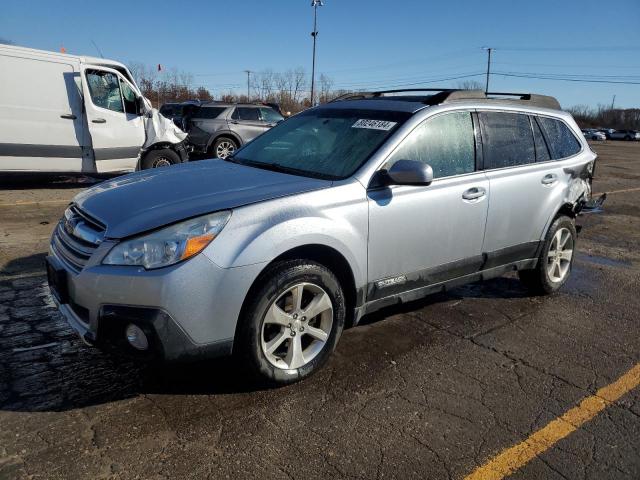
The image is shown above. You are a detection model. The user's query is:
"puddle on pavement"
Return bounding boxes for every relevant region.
[576,253,633,269]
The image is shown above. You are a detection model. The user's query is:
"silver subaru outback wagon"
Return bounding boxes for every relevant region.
[47,89,602,385]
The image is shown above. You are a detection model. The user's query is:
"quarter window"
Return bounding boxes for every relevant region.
[387,111,475,179]
[537,117,581,159]
[479,112,535,169]
[260,107,284,123]
[86,70,123,113]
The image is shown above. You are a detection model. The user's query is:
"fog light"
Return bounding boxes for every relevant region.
[125,324,149,351]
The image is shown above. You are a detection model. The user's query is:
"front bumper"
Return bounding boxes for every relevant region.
[47,242,265,361]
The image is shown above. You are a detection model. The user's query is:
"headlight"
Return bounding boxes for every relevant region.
[103,211,231,269]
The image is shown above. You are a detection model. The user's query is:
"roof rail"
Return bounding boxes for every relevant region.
[328,88,561,110]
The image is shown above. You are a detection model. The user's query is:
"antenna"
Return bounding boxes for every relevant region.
[90,39,104,58]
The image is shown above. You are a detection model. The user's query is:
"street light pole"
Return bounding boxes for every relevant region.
[244,70,252,101]
[483,47,493,94]
[310,0,324,107]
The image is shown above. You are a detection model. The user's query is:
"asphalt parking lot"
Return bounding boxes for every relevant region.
[1,141,639,480]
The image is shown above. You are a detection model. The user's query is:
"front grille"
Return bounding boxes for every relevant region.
[51,205,105,273]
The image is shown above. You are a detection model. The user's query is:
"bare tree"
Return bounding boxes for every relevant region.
[0,37,14,45]
[455,80,484,90]
[318,73,334,104]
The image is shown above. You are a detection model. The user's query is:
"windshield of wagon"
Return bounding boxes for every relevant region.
[230,108,412,179]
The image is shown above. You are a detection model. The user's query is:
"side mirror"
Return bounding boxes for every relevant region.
[385,160,434,186]
[135,96,146,116]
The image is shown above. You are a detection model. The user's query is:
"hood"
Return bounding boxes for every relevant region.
[73,161,332,238]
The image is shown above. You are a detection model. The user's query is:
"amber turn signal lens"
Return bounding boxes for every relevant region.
[181,234,215,260]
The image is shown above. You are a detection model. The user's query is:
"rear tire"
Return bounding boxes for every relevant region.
[211,137,238,159]
[236,260,345,386]
[519,215,577,295]
[140,149,180,169]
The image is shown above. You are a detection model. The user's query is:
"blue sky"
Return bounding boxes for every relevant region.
[2,0,639,108]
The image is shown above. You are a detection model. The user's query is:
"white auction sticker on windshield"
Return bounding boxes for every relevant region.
[351,119,397,131]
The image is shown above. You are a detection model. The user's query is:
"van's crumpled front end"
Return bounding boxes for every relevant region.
[142,102,188,148]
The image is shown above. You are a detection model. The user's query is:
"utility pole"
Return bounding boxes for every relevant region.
[244,70,252,101]
[611,94,616,109]
[310,0,324,107]
[483,47,493,94]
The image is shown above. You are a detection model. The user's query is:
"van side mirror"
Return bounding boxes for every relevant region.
[385,160,434,186]
[135,96,146,116]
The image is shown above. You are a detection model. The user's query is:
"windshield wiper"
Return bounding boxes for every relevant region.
[229,157,335,180]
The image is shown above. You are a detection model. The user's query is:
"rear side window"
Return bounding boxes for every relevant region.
[479,112,535,169]
[195,107,226,119]
[537,117,581,159]
[234,107,260,121]
[159,105,175,117]
[260,107,284,123]
[387,111,475,179]
[531,116,551,162]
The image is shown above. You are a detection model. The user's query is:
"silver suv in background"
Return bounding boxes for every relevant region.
[185,102,284,159]
[47,89,604,386]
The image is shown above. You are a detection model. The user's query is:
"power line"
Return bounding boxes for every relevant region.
[494,71,640,85]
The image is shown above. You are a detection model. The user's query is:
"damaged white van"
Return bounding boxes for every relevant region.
[0,45,188,173]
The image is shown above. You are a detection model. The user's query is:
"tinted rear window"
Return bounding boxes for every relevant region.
[235,107,260,121]
[195,106,226,119]
[479,112,535,169]
[537,117,581,159]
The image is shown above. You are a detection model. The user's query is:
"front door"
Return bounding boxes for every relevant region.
[367,111,489,301]
[82,65,145,172]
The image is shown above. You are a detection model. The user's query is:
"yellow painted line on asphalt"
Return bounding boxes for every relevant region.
[464,363,640,480]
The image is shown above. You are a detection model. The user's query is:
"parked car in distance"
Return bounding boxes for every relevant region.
[159,101,201,130]
[184,102,284,159]
[609,129,640,141]
[47,89,603,386]
[0,44,188,174]
[581,129,606,141]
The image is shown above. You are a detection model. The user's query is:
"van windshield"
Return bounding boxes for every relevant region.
[230,108,411,179]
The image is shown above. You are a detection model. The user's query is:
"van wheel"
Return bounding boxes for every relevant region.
[212,137,237,159]
[237,260,345,386]
[519,216,577,295]
[140,149,180,169]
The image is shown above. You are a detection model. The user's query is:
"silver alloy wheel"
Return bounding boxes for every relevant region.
[260,282,333,370]
[216,140,235,159]
[547,227,574,282]
[153,157,171,168]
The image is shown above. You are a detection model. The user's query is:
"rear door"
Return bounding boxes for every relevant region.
[229,107,269,143]
[479,111,574,265]
[0,52,85,172]
[81,65,145,172]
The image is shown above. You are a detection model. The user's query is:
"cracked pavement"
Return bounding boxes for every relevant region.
[1,142,639,479]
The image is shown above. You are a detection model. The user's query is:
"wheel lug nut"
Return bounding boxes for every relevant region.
[300,327,304,332]
[293,313,298,319]
[287,323,292,328]
[301,316,306,321]
[291,331,296,337]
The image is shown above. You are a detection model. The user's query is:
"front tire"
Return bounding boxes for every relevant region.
[140,149,180,169]
[237,260,345,386]
[519,215,577,295]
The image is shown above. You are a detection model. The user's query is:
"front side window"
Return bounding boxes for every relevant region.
[231,108,410,179]
[386,111,475,179]
[86,70,123,113]
[479,112,535,169]
[260,107,284,123]
[537,117,581,159]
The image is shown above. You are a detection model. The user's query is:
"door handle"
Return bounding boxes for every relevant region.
[229,120,239,124]
[92,118,106,124]
[462,187,486,201]
[541,173,558,185]
[60,114,77,120]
